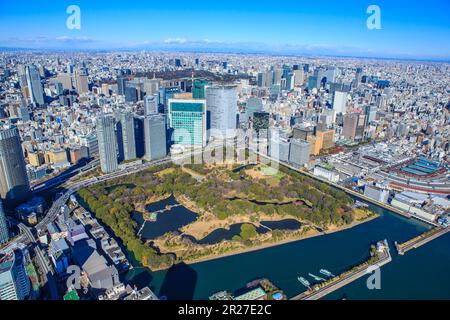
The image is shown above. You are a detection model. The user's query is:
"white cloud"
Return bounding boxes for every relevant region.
[163,38,187,44]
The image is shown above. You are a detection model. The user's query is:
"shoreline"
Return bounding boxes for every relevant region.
[152,213,379,270]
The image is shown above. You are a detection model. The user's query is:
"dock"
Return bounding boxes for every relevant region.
[142,203,182,221]
[290,240,392,300]
[395,227,450,255]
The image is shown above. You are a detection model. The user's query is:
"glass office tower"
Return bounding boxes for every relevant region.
[168,99,206,147]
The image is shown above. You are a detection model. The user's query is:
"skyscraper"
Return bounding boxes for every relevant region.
[159,87,182,114]
[342,113,364,141]
[0,128,30,205]
[74,70,89,94]
[289,139,311,167]
[17,65,28,92]
[246,97,264,120]
[144,114,167,161]
[0,249,31,300]
[134,117,145,158]
[119,112,136,161]
[257,72,265,87]
[0,199,10,244]
[125,85,138,103]
[117,77,127,96]
[205,85,237,139]
[333,91,348,114]
[192,79,209,99]
[307,76,318,91]
[168,99,207,146]
[144,94,159,115]
[355,67,363,87]
[96,115,118,173]
[25,64,44,106]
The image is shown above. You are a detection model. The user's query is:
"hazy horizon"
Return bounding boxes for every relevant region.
[1,0,450,61]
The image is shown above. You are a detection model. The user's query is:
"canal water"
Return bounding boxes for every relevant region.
[133,196,302,244]
[125,201,450,300]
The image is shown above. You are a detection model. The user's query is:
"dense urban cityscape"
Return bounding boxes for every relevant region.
[0,1,449,306]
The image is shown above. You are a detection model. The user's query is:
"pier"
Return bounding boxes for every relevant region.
[142,204,182,221]
[395,227,450,255]
[290,240,392,300]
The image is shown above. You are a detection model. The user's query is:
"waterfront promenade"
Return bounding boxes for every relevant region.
[290,240,392,300]
[396,227,450,255]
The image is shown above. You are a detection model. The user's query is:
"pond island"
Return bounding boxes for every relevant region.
[77,162,376,271]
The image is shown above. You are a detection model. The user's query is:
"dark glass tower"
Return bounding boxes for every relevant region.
[0,128,30,206]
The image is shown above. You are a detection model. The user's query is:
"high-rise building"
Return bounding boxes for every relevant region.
[143,78,160,96]
[74,70,89,94]
[168,99,207,146]
[293,69,305,86]
[273,68,283,85]
[355,67,363,87]
[125,85,138,103]
[257,72,265,87]
[283,72,295,91]
[96,115,118,173]
[313,129,335,155]
[0,249,31,300]
[264,70,274,87]
[25,65,44,106]
[355,114,367,139]
[0,128,30,205]
[0,200,10,244]
[269,134,290,162]
[342,113,366,141]
[364,104,378,124]
[292,126,313,141]
[67,64,74,74]
[205,85,237,139]
[333,91,348,114]
[17,65,28,90]
[144,114,167,161]
[117,77,127,96]
[289,139,310,167]
[133,117,145,158]
[79,134,99,158]
[246,97,263,120]
[119,112,136,161]
[192,79,209,99]
[17,106,30,122]
[144,95,159,115]
[307,76,318,90]
[57,73,73,90]
[159,87,181,114]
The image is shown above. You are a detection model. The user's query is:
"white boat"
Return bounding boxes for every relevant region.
[297,277,310,287]
[319,269,335,277]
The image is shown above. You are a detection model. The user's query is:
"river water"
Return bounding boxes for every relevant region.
[125,201,450,300]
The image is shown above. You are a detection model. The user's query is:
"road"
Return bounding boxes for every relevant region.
[31,159,100,192]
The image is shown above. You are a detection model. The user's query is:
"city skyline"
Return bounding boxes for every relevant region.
[0,1,449,305]
[1,1,450,61]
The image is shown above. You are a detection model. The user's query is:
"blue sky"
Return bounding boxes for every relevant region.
[0,0,449,59]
